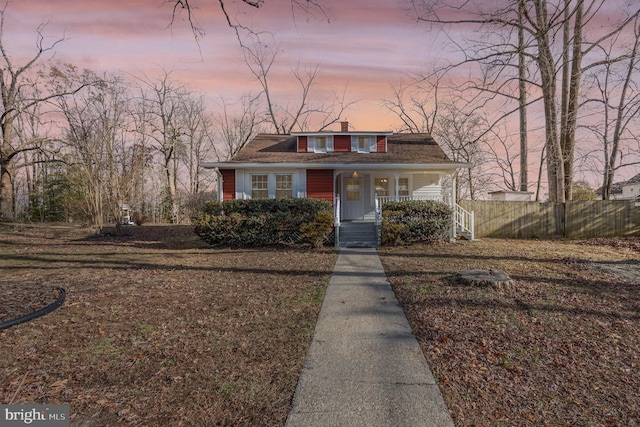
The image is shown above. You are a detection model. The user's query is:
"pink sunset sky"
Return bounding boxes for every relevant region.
[4,0,638,190]
[5,0,446,131]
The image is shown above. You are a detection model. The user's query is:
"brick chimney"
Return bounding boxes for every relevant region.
[340,121,349,132]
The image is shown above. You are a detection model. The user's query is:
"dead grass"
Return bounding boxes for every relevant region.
[4,223,640,426]
[0,223,337,426]
[378,238,640,426]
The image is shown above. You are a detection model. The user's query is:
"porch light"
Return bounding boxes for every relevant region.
[352,171,358,178]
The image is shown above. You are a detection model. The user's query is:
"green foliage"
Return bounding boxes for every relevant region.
[381,200,452,245]
[28,166,71,222]
[192,198,333,247]
[300,211,334,249]
[572,181,598,201]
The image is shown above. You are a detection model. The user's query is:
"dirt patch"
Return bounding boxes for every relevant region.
[379,238,640,426]
[0,223,337,426]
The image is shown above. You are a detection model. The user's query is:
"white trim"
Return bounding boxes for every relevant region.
[308,135,334,153]
[350,135,377,153]
[203,162,471,171]
[235,170,245,199]
[237,170,304,199]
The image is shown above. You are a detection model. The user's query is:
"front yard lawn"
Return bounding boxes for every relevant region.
[0,224,337,426]
[379,238,640,426]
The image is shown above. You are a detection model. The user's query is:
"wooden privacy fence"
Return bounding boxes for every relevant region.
[458,200,640,239]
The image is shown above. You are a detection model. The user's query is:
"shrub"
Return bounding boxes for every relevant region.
[131,212,148,226]
[192,198,333,247]
[300,211,334,249]
[381,200,452,245]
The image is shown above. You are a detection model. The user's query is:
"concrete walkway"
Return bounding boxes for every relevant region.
[286,248,455,427]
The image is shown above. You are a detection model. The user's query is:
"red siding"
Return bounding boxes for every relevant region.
[306,169,334,204]
[220,169,236,201]
[334,135,351,152]
[298,136,308,152]
[377,135,387,152]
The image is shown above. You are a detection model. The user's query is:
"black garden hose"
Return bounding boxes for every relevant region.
[0,287,66,330]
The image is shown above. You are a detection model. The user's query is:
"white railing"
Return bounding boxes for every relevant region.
[454,204,475,241]
[376,194,446,209]
[374,197,381,225]
[334,195,341,227]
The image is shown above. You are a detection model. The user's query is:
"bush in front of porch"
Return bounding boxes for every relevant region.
[381,200,452,245]
[192,198,333,247]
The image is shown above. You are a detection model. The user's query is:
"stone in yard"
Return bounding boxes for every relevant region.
[456,269,515,292]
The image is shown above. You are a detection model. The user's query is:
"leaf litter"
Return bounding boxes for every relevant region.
[379,238,640,426]
[0,223,337,426]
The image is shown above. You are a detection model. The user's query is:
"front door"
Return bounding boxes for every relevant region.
[343,177,363,220]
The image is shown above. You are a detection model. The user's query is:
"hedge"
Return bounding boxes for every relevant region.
[192,198,334,247]
[381,200,452,245]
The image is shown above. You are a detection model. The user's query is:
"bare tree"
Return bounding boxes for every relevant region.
[382,75,442,134]
[434,105,493,200]
[167,0,329,42]
[583,16,640,199]
[178,93,218,217]
[135,71,190,223]
[213,94,263,160]
[0,5,89,220]
[50,67,135,228]
[181,94,213,195]
[240,32,355,133]
[408,0,640,202]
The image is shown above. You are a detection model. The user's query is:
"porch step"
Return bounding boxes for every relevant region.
[337,222,379,248]
[456,227,472,240]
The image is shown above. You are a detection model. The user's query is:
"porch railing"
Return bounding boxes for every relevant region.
[376,195,447,208]
[454,203,475,241]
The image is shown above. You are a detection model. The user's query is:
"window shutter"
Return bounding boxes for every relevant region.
[369,136,377,152]
[350,136,358,152]
[327,136,334,152]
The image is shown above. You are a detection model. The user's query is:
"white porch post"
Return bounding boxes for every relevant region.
[333,171,341,248]
[333,170,341,226]
[394,172,400,201]
[451,173,457,240]
[215,168,223,202]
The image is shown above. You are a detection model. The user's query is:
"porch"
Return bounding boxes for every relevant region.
[333,193,475,248]
[331,170,474,245]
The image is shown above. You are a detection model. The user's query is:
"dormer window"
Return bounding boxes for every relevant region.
[309,135,334,153]
[351,135,377,153]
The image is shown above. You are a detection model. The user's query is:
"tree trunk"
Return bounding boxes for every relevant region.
[561,0,584,201]
[518,0,528,192]
[534,0,565,202]
[0,159,14,220]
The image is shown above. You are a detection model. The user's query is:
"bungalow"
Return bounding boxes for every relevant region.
[202,122,473,246]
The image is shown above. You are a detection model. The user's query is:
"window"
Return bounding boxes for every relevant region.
[375,178,389,197]
[351,135,376,153]
[251,175,268,199]
[398,177,410,197]
[345,178,361,201]
[309,136,333,153]
[275,174,292,198]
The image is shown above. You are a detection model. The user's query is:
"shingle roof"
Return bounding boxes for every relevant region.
[596,172,640,195]
[228,133,457,165]
[625,172,640,184]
